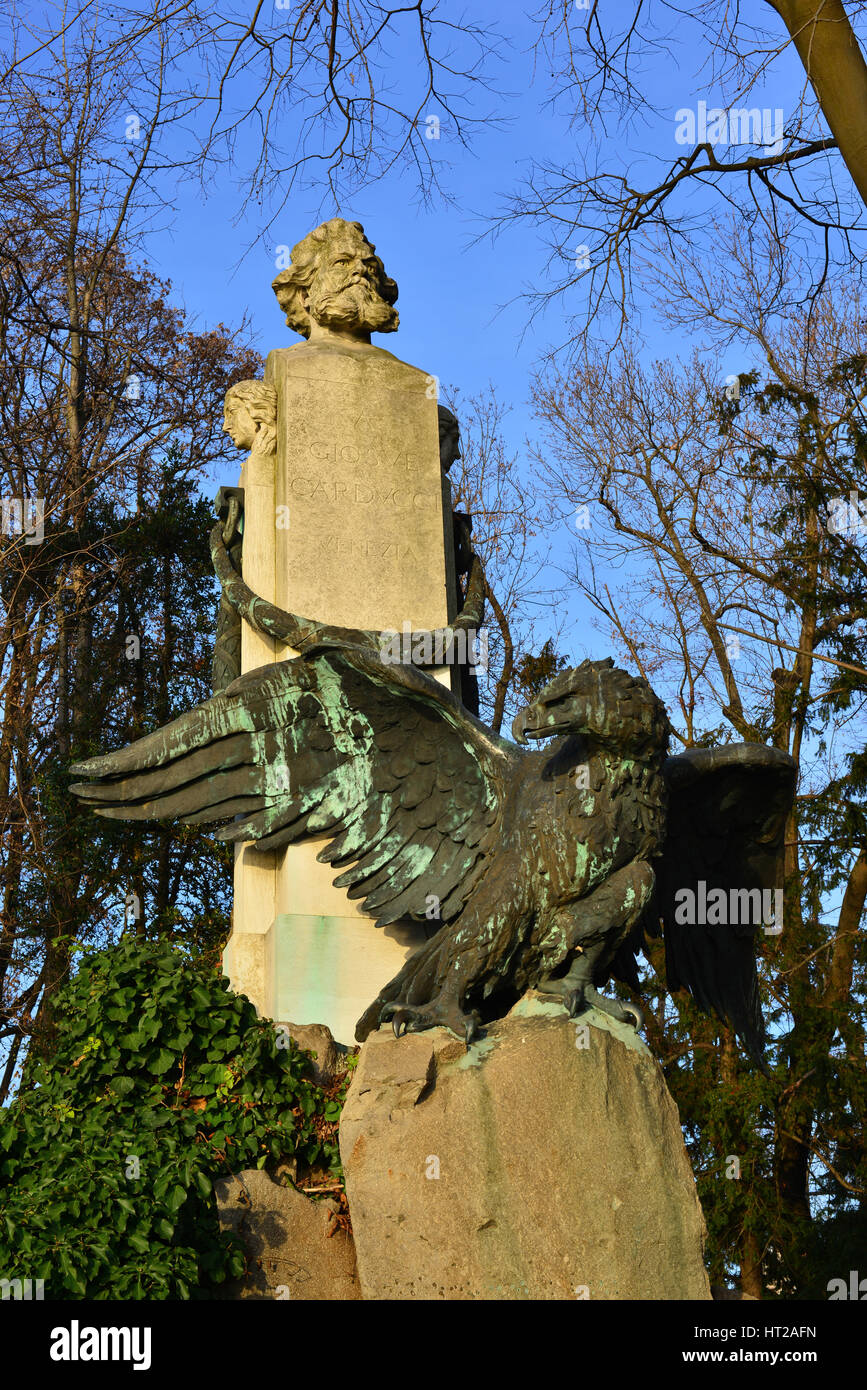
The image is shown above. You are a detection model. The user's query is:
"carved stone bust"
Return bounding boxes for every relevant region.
[438,405,460,473]
[271,218,399,345]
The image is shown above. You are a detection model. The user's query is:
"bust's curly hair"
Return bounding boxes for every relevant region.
[271,218,398,338]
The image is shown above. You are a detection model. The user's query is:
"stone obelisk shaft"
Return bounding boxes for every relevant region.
[224,337,457,1043]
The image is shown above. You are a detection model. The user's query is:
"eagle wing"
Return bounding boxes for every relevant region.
[611,743,796,1053]
[70,644,517,928]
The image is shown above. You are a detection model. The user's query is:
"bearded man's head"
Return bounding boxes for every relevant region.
[272,219,399,339]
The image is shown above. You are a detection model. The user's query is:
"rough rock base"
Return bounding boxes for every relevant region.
[214,1168,361,1300]
[339,993,711,1300]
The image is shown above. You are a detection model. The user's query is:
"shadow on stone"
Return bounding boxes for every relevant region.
[214,1168,360,1301]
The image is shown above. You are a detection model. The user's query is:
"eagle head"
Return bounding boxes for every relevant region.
[511,657,672,757]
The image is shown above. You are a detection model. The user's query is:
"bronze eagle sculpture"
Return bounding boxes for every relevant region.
[69,628,795,1053]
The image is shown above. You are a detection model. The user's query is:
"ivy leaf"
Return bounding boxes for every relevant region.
[167,1185,186,1214]
[0,937,346,1300]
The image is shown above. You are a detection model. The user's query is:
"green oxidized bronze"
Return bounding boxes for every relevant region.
[70,531,795,1051]
[211,488,244,694]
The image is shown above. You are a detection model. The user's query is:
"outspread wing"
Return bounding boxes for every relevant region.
[657,744,795,1052]
[608,743,795,1052]
[70,644,517,928]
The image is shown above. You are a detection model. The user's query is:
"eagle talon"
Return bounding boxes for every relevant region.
[535,974,587,1018]
[582,986,645,1031]
[621,1002,644,1030]
[381,1003,410,1037]
[380,997,479,1043]
[565,989,585,1019]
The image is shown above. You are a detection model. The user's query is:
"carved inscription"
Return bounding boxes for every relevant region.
[289,475,433,509]
[308,440,420,473]
[309,534,421,562]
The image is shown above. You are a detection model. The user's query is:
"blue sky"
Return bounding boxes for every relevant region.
[147,6,569,440]
[131,1,856,668]
[143,3,816,384]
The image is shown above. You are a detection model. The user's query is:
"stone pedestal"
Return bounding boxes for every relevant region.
[221,435,278,1023]
[223,337,458,1043]
[214,1169,361,1301]
[339,994,712,1300]
[269,339,456,636]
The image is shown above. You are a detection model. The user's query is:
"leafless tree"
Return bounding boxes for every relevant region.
[0,18,260,1095]
[532,236,867,1290]
[444,384,563,733]
[491,1,867,351]
[1,0,505,237]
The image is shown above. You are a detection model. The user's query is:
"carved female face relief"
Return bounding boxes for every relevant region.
[222,399,257,452]
[222,381,278,456]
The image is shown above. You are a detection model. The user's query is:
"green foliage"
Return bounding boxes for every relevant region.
[796,1208,867,1299]
[0,938,348,1299]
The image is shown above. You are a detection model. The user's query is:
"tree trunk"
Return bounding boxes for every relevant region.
[768,0,867,208]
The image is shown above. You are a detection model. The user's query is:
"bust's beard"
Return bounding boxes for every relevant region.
[310,278,398,335]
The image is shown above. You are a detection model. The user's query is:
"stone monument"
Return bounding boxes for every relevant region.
[67,223,798,1301]
[221,219,460,1043]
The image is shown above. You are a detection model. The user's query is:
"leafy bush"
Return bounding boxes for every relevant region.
[0,937,349,1299]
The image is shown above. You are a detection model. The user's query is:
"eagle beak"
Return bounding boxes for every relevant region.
[512,706,543,745]
[514,700,579,745]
